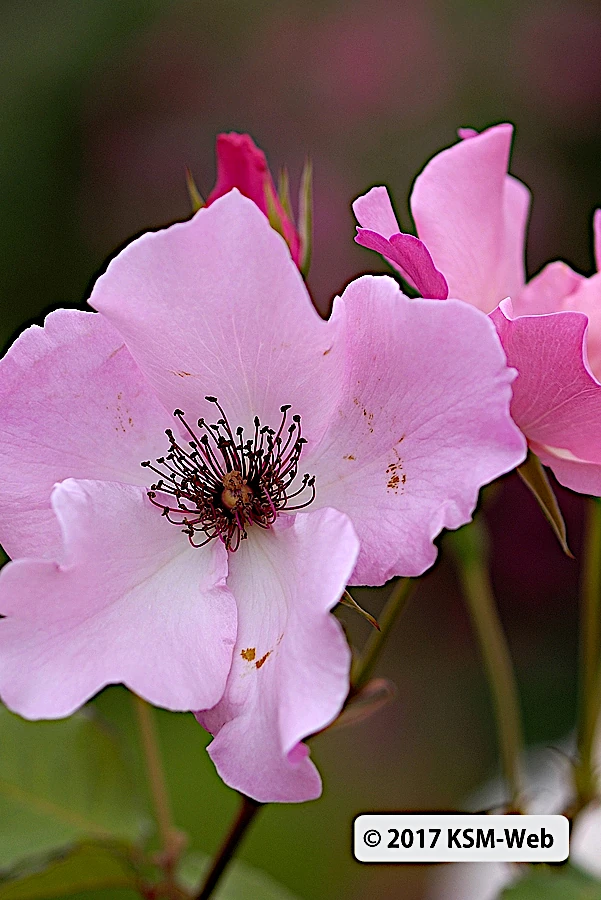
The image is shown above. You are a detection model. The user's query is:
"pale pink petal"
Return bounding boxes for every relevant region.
[197,508,358,803]
[0,480,236,718]
[304,276,525,584]
[561,272,601,382]
[491,301,601,491]
[0,310,171,560]
[90,191,340,444]
[352,186,401,239]
[500,175,531,303]
[411,124,529,312]
[513,260,585,316]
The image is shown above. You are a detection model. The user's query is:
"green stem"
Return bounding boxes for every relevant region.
[350,577,416,695]
[449,519,524,811]
[132,693,183,890]
[194,794,262,900]
[575,497,601,809]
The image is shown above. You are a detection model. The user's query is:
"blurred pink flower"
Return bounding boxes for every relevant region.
[0,191,523,800]
[354,124,601,496]
[206,132,302,267]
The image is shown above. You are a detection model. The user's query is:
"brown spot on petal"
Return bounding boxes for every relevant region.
[362,408,375,433]
[255,651,271,669]
[108,344,126,360]
[241,647,256,661]
[176,371,192,377]
[323,346,332,356]
[343,454,356,460]
[386,448,405,494]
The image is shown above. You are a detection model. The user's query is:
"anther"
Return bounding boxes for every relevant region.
[142,399,315,551]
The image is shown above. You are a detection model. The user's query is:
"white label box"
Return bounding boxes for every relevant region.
[353,814,569,862]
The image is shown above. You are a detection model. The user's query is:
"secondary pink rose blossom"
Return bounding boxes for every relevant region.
[354,124,601,496]
[206,132,302,266]
[0,191,523,801]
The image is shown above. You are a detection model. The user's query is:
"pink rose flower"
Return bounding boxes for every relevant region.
[354,124,601,496]
[206,132,302,268]
[0,191,524,801]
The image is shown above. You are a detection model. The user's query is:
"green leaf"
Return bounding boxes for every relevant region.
[277,168,293,222]
[264,182,287,242]
[179,852,304,899]
[297,158,312,278]
[501,864,601,899]
[339,590,380,630]
[185,167,205,213]
[517,450,573,557]
[0,842,137,899]
[0,705,146,870]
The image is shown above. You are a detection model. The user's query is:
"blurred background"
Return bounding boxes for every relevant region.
[1,1,600,897]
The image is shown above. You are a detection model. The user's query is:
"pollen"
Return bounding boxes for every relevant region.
[141,398,315,552]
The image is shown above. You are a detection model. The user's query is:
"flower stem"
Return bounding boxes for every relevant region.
[350,577,416,695]
[574,497,601,810]
[448,518,524,811]
[194,794,262,900]
[132,693,183,890]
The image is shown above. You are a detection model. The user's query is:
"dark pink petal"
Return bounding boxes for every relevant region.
[491,300,601,491]
[197,508,358,803]
[206,133,300,265]
[90,191,340,445]
[304,276,525,584]
[206,133,274,215]
[353,186,448,297]
[0,310,171,560]
[356,228,449,299]
[411,124,530,312]
[0,480,236,718]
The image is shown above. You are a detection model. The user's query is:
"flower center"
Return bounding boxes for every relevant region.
[141,397,315,551]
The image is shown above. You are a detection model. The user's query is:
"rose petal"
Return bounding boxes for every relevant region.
[0,479,236,718]
[355,228,449,299]
[559,271,601,382]
[513,260,585,316]
[197,508,358,803]
[530,447,601,497]
[352,186,401,239]
[0,310,172,560]
[353,186,448,298]
[305,275,525,584]
[89,191,340,444]
[411,124,530,312]
[491,300,601,488]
